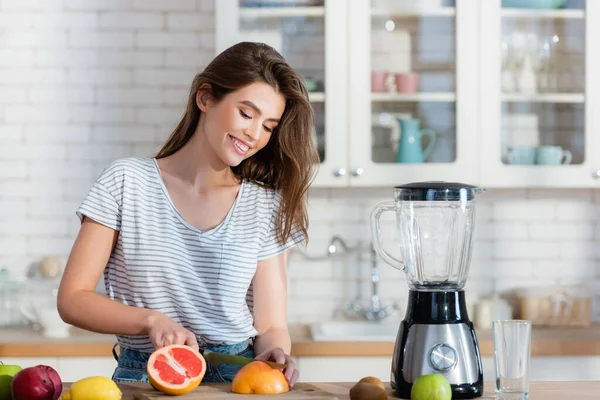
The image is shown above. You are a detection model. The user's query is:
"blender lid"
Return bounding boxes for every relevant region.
[395,181,484,201]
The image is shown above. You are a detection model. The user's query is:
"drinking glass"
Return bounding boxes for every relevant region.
[493,320,532,398]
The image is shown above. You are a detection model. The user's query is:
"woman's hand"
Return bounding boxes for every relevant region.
[254,347,299,388]
[146,312,199,352]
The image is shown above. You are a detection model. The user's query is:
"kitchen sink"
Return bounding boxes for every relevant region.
[309,320,400,342]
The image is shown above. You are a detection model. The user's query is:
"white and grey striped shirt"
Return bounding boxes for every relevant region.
[76,157,304,352]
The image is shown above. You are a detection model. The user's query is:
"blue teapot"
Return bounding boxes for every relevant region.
[395,118,437,163]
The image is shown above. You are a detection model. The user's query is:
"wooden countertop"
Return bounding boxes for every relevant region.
[66,381,600,400]
[2,323,600,358]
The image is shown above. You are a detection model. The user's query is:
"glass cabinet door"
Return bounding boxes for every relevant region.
[348,0,480,186]
[480,0,599,187]
[215,0,348,186]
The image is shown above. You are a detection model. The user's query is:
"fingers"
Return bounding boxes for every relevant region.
[283,356,296,384]
[272,348,287,365]
[254,349,299,388]
[148,314,199,352]
[174,331,188,345]
[152,330,198,352]
[185,331,200,352]
[289,369,299,388]
[151,334,164,349]
[163,332,175,347]
[253,350,269,361]
[254,348,291,366]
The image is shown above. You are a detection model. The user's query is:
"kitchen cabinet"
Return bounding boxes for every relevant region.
[215,1,600,188]
[215,0,479,187]
[295,356,392,382]
[0,357,116,383]
[479,0,600,187]
[347,0,480,186]
[215,0,349,187]
[294,355,600,382]
[4,355,600,383]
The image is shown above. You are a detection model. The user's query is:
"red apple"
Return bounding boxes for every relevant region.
[39,365,62,400]
[11,365,62,400]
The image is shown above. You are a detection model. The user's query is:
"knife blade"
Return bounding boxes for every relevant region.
[203,350,288,370]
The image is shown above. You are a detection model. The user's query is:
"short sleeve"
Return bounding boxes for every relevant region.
[257,191,306,261]
[76,160,124,231]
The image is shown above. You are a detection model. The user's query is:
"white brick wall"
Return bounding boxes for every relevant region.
[291,188,600,323]
[0,0,598,328]
[0,0,213,286]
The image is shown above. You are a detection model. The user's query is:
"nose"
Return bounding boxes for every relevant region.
[243,121,262,142]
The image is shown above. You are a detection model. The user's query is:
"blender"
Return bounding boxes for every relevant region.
[371,181,484,399]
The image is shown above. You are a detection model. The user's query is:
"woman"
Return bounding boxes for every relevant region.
[57,41,319,386]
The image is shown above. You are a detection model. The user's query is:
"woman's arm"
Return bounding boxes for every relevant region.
[57,217,160,335]
[252,250,299,386]
[252,251,291,355]
[58,217,199,350]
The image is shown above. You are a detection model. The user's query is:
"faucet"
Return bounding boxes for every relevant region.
[345,243,401,321]
[289,235,401,320]
[327,235,350,255]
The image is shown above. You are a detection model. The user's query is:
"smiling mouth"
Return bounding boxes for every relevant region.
[230,135,250,155]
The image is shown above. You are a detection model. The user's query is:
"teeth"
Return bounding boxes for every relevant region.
[232,137,249,152]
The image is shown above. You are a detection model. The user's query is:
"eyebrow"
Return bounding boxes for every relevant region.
[238,101,280,123]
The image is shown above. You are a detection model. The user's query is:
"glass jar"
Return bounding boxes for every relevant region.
[0,268,24,327]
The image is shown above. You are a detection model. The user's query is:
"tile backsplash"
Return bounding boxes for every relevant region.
[293,188,600,323]
[0,0,599,325]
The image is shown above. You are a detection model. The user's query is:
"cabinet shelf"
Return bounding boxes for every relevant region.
[240,6,325,19]
[501,8,584,19]
[308,92,325,102]
[218,1,599,189]
[371,92,456,102]
[371,7,455,18]
[502,93,584,103]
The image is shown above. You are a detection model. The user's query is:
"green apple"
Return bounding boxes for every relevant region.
[0,363,22,400]
[410,373,452,400]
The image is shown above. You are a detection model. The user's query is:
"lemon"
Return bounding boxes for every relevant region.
[62,376,122,400]
[410,374,451,400]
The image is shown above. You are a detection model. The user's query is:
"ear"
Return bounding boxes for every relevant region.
[196,83,212,112]
[196,90,208,112]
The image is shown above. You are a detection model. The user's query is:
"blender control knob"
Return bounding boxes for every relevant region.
[428,343,458,372]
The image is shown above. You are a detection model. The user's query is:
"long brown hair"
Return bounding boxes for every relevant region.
[156,42,319,245]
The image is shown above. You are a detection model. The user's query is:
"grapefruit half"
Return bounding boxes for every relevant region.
[147,344,206,395]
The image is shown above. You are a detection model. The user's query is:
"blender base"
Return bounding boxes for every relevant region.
[391,290,484,399]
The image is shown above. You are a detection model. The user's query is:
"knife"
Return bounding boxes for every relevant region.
[203,350,288,370]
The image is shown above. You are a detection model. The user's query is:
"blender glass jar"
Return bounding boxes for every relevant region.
[371,181,484,291]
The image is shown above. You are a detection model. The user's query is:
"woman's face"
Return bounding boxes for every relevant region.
[199,82,286,167]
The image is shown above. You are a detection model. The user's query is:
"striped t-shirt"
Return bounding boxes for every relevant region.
[76,157,304,352]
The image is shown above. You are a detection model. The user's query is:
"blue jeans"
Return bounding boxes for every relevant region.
[111,341,255,384]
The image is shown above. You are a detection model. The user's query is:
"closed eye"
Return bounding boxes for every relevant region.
[240,109,274,133]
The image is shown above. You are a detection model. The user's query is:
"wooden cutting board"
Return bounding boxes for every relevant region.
[74,381,600,400]
[133,383,340,400]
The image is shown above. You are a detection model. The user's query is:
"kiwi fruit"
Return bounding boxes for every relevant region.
[358,376,386,391]
[350,382,387,400]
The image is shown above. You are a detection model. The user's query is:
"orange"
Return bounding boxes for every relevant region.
[231,361,290,395]
[147,344,206,395]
